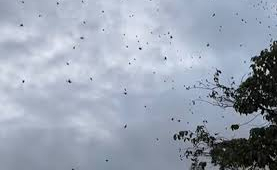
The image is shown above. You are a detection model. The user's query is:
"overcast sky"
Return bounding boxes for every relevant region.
[0,0,276,169]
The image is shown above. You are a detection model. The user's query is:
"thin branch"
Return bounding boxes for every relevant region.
[239,113,261,127]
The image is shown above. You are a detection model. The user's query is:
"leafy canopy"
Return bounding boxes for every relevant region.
[175,41,277,170]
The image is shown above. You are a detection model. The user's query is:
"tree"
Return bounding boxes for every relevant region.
[174,41,277,170]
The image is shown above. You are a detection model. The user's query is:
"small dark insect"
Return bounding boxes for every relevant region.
[171,118,174,121]
[73,46,76,49]
[22,80,25,83]
[177,119,181,122]
[164,57,167,60]
[170,35,173,39]
[57,2,59,5]
[206,43,210,47]
[212,13,215,17]
[67,79,72,83]
[139,47,142,50]
[66,62,69,65]
[20,24,24,27]
[105,159,109,162]
[80,36,84,40]
[124,124,127,128]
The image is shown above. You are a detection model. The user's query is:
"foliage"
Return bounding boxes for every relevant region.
[175,41,277,170]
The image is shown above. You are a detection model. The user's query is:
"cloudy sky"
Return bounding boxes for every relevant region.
[0,0,276,169]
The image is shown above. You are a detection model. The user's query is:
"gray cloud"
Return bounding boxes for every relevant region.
[0,0,274,169]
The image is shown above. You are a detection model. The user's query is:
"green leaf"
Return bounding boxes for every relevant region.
[231,124,240,131]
